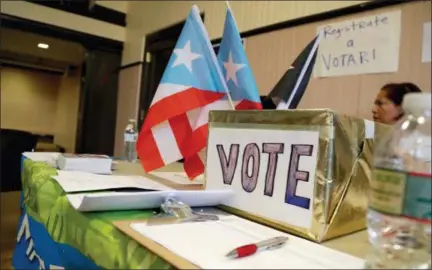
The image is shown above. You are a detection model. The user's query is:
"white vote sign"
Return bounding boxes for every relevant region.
[205,127,319,229]
[314,10,401,77]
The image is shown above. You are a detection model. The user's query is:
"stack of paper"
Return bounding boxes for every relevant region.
[57,154,112,174]
[54,170,172,193]
[67,189,233,212]
[131,215,364,269]
[52,171,233,212]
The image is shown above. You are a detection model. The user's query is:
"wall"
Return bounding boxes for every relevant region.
[0,66,60,134]
[244,1,431,120]
[0,1,125,42]
[123,1,367,65]
[53,67,81,153]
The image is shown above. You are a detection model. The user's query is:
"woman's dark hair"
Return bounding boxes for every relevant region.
[260,96,277,109]
[381,82,422,106]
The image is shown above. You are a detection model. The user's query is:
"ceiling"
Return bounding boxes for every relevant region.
[0,27,86,72]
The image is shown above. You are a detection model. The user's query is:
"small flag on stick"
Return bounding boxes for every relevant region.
[269,34,321,110]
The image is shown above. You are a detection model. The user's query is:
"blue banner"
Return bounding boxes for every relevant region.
[14,156,100,270]
[13,199,100,270]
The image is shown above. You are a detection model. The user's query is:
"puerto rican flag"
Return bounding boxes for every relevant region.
[183,6,262,178]
[218,7,262,110]
[136,5,230,178]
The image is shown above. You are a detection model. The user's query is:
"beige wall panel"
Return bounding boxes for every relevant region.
[246,30,296,95]
[1,67,60,134]
[123,1,367,64]
[53,68,81,153]
[114,65,142,158]
[405,1,432,92]
[245,1,431,120]
[121,33,145,70]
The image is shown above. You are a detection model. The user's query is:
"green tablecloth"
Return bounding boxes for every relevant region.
[22,159,172,269]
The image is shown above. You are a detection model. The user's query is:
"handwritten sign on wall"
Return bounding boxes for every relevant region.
[314,10,402,77]
[205,126,319,229]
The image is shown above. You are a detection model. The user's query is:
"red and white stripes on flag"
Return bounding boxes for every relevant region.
[137,84,225,178]
[182,99,235,175]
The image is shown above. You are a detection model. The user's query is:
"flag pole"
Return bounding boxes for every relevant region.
[225,1,231,10]
[277,31,322,110]
[222,2,235,109]
[223,1,237,110]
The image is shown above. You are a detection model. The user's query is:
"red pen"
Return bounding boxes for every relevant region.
[225,236,289,259]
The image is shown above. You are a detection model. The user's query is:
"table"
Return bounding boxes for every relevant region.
[13,158,370,269]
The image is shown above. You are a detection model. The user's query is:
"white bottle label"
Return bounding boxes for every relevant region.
[124,134,137,142]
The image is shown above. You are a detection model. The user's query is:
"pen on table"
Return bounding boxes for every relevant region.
[226,236,289,259]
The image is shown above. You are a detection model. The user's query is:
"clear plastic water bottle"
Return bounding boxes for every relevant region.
[365,93,431,269]
[124,119,138,162]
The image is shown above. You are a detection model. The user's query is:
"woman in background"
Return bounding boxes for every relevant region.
[372,82,422,125]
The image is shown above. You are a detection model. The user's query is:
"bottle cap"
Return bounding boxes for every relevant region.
[129,119,136,122]
[402,93,431,116]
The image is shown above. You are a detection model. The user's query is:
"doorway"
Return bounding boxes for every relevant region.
[76,49,121,156]
[2,14,123,156]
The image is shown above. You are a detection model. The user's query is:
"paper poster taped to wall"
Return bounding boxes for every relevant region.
[314,10,402,77]
[422,22,431,63]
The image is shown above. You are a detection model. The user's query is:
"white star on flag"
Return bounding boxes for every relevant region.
[223,51,245,86]
[172,40,201,72]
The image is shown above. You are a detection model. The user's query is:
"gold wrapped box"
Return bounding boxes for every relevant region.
[204,109,390,242]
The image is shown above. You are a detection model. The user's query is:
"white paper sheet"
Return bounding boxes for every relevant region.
[53,170,173,193]
[67,189,234,212]
[131,215,364,269]
[206,127,319,230]
[422,21,431,63]
[150,171,205,185]
[315,10,401,77]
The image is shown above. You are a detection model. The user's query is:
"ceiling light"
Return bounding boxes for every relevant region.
[38,43,49,49]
